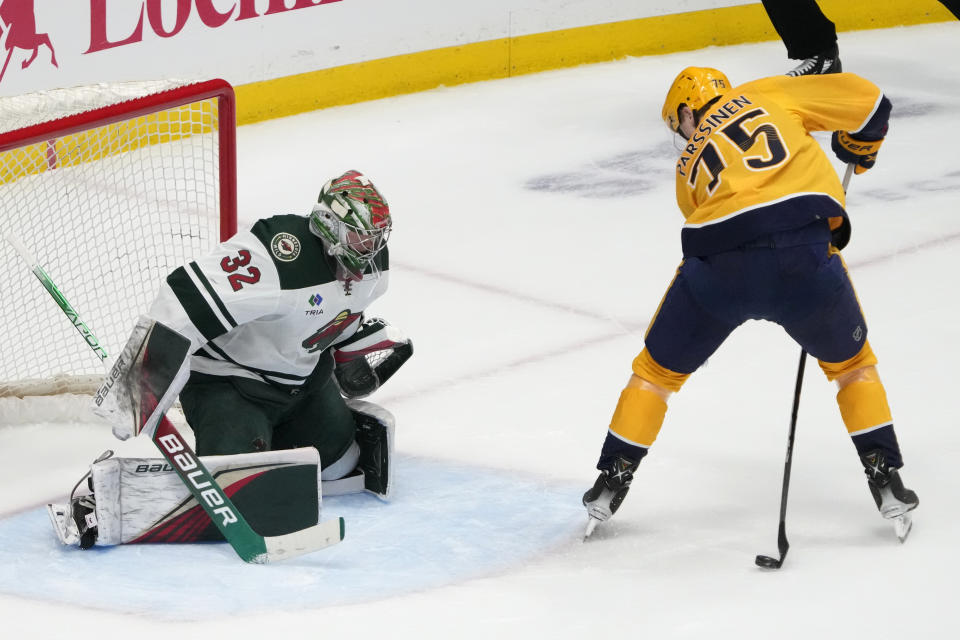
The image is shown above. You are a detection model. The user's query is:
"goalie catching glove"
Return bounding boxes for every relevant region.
[332,317,413,398]
[831,130,884,174]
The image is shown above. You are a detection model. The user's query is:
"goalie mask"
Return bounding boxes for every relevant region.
[310,170,391,279]
[661,67,730,135]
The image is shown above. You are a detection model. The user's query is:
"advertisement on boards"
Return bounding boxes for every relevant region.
[0,1,738,98]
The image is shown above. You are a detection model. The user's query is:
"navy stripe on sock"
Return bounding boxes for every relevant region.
[851,424,903,468]
[597,430,649,470]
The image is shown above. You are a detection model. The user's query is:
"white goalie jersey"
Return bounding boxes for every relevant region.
[149,213,389,387]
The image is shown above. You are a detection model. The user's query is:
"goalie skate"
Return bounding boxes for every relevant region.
[47,494,98,549]
[47,450,113,549]
[47,503,80,547]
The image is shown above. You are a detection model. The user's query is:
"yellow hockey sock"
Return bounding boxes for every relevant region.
[609,387,668,448]
[837,379,893,435]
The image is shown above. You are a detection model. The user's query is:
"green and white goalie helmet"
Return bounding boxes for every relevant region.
[310,170,392,278]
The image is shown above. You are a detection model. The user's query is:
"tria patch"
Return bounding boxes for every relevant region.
[271,232,301,262]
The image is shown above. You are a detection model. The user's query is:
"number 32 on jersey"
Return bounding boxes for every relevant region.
[220,250,261,291]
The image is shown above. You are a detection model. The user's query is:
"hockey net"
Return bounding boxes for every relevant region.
[0,79,237,407]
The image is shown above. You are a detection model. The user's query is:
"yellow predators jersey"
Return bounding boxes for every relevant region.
[674,73,890,256]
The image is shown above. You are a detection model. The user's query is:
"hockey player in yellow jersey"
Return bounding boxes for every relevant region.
[668,68,883,255]
[583,67,918,544]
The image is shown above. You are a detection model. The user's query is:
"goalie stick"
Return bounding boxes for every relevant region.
[6,233,344,563]
[5,234,108,361]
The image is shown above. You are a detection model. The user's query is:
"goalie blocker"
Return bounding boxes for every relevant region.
[92,316,192,441]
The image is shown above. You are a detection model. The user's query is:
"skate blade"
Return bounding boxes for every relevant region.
[893,513,912,543]
[583,516,601,540]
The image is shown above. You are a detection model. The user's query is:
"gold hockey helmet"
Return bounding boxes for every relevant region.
[661,67,731,133]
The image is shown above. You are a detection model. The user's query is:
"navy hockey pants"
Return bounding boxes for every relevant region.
[644,221,867,375]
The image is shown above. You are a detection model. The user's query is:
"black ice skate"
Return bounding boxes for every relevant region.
[861,449,918,542]
[786,47,842,77]
[582,456,639,538]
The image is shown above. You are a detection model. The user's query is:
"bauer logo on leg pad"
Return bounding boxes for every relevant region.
[157,431,238,527]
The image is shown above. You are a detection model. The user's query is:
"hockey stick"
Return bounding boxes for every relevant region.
[5,234,109,361]
[6,234,344,563]
[755,163,855,570]
[754,348,806,569]
[150,411,344,563]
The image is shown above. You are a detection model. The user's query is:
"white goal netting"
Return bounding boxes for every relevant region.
[0,79,236,402]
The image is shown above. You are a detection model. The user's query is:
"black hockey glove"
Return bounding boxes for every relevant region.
[332,318,413,399]
[831,130,884,175]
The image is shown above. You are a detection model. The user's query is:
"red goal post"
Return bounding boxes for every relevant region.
[0,79,237,399]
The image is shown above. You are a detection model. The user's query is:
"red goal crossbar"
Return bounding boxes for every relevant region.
[0,78,237,240]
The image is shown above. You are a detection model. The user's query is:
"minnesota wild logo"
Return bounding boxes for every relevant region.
[302,309,361,353]
[270,232,300,262]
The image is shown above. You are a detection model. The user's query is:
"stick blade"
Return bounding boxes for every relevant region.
[257,517,345,563]
[755,554,783,569]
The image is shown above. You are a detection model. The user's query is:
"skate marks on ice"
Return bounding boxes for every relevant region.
[853,95,960,199]
[854,170,960,203]
[0,455,583,619]
[888,95,951,120]
[524,143,676,199]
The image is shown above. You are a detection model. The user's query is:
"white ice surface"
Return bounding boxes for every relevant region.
[2,22,959,639]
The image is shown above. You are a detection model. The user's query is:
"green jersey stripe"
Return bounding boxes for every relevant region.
[189,262,238,328]
[197,343,309,382]
[166,266,229,343]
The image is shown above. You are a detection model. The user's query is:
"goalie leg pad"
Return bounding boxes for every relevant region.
[347,399,395,500]
[319,401,395,499]
[48,448,322,547]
